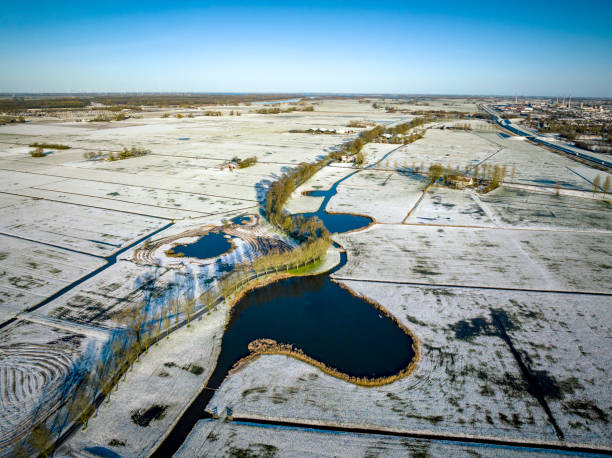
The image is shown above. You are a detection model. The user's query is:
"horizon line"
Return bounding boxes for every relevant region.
[1,91,611,100]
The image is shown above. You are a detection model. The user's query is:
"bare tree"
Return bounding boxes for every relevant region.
[171,297,181,325]
[593,175,601,195]
[69,386,92,430]
[427,163,444,183]
[163,310,171,338]
[28,424,52,458]
[199,288,216,313]
[603,176,610,195]
[118,303,148,353]
[184,296,196,327]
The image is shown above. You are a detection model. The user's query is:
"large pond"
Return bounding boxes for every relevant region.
[207,264,415,389]
[294,209,372,234]
[152,251,417,457]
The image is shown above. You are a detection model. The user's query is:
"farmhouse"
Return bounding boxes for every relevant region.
[446,174,473,189]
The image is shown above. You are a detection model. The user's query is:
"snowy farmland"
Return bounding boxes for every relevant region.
[0,98,610,456]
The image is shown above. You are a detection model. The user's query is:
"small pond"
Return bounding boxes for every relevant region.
[294,182,373,234]
[230,215,251,225]
[170,231,233,260]
[292,211,372,234]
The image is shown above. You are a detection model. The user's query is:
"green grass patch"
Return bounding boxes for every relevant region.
[287,258,323,275]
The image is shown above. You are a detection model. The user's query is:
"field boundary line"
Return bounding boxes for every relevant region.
[230,416,612,455]
[331,276,612,296]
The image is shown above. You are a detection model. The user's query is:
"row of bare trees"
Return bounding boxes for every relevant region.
[83,146,150,161]
[22,228,333,455]
[593,175,611,196]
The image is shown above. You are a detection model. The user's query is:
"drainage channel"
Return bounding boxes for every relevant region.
[228,417,609,456]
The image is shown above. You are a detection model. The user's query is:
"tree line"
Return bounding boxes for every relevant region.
[29,142,70,149]
[253,106,314,114]
[0,94,303,113]
[83,146,150,161]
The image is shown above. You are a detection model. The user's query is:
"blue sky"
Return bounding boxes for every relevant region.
[1,1,611,96]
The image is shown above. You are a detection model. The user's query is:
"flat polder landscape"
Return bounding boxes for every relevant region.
[0,95,610,457]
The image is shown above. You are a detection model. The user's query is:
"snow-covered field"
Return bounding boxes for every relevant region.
[333,224,611,293]
[0,99,410,454]
[209,283,610,448]
[208,115,611,452]
[1,98,610,455]
[327,171,425,223]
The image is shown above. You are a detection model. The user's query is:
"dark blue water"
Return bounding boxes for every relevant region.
[230,215,251,225]
[293,174,373,234]
[294,210,372,234]
[171,232,233,259]
[208,269,415,388]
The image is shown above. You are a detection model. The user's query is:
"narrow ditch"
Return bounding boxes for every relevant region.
[227,417,606,455]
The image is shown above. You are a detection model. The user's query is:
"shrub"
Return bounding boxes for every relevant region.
[83,151,105,160]
[0,116,26,124]
[118,146,150,160]
[237,156,257,168]
[90,114,110,122]
[427,164,444,183]
[104,146,150,162]
[29,147,45,157]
